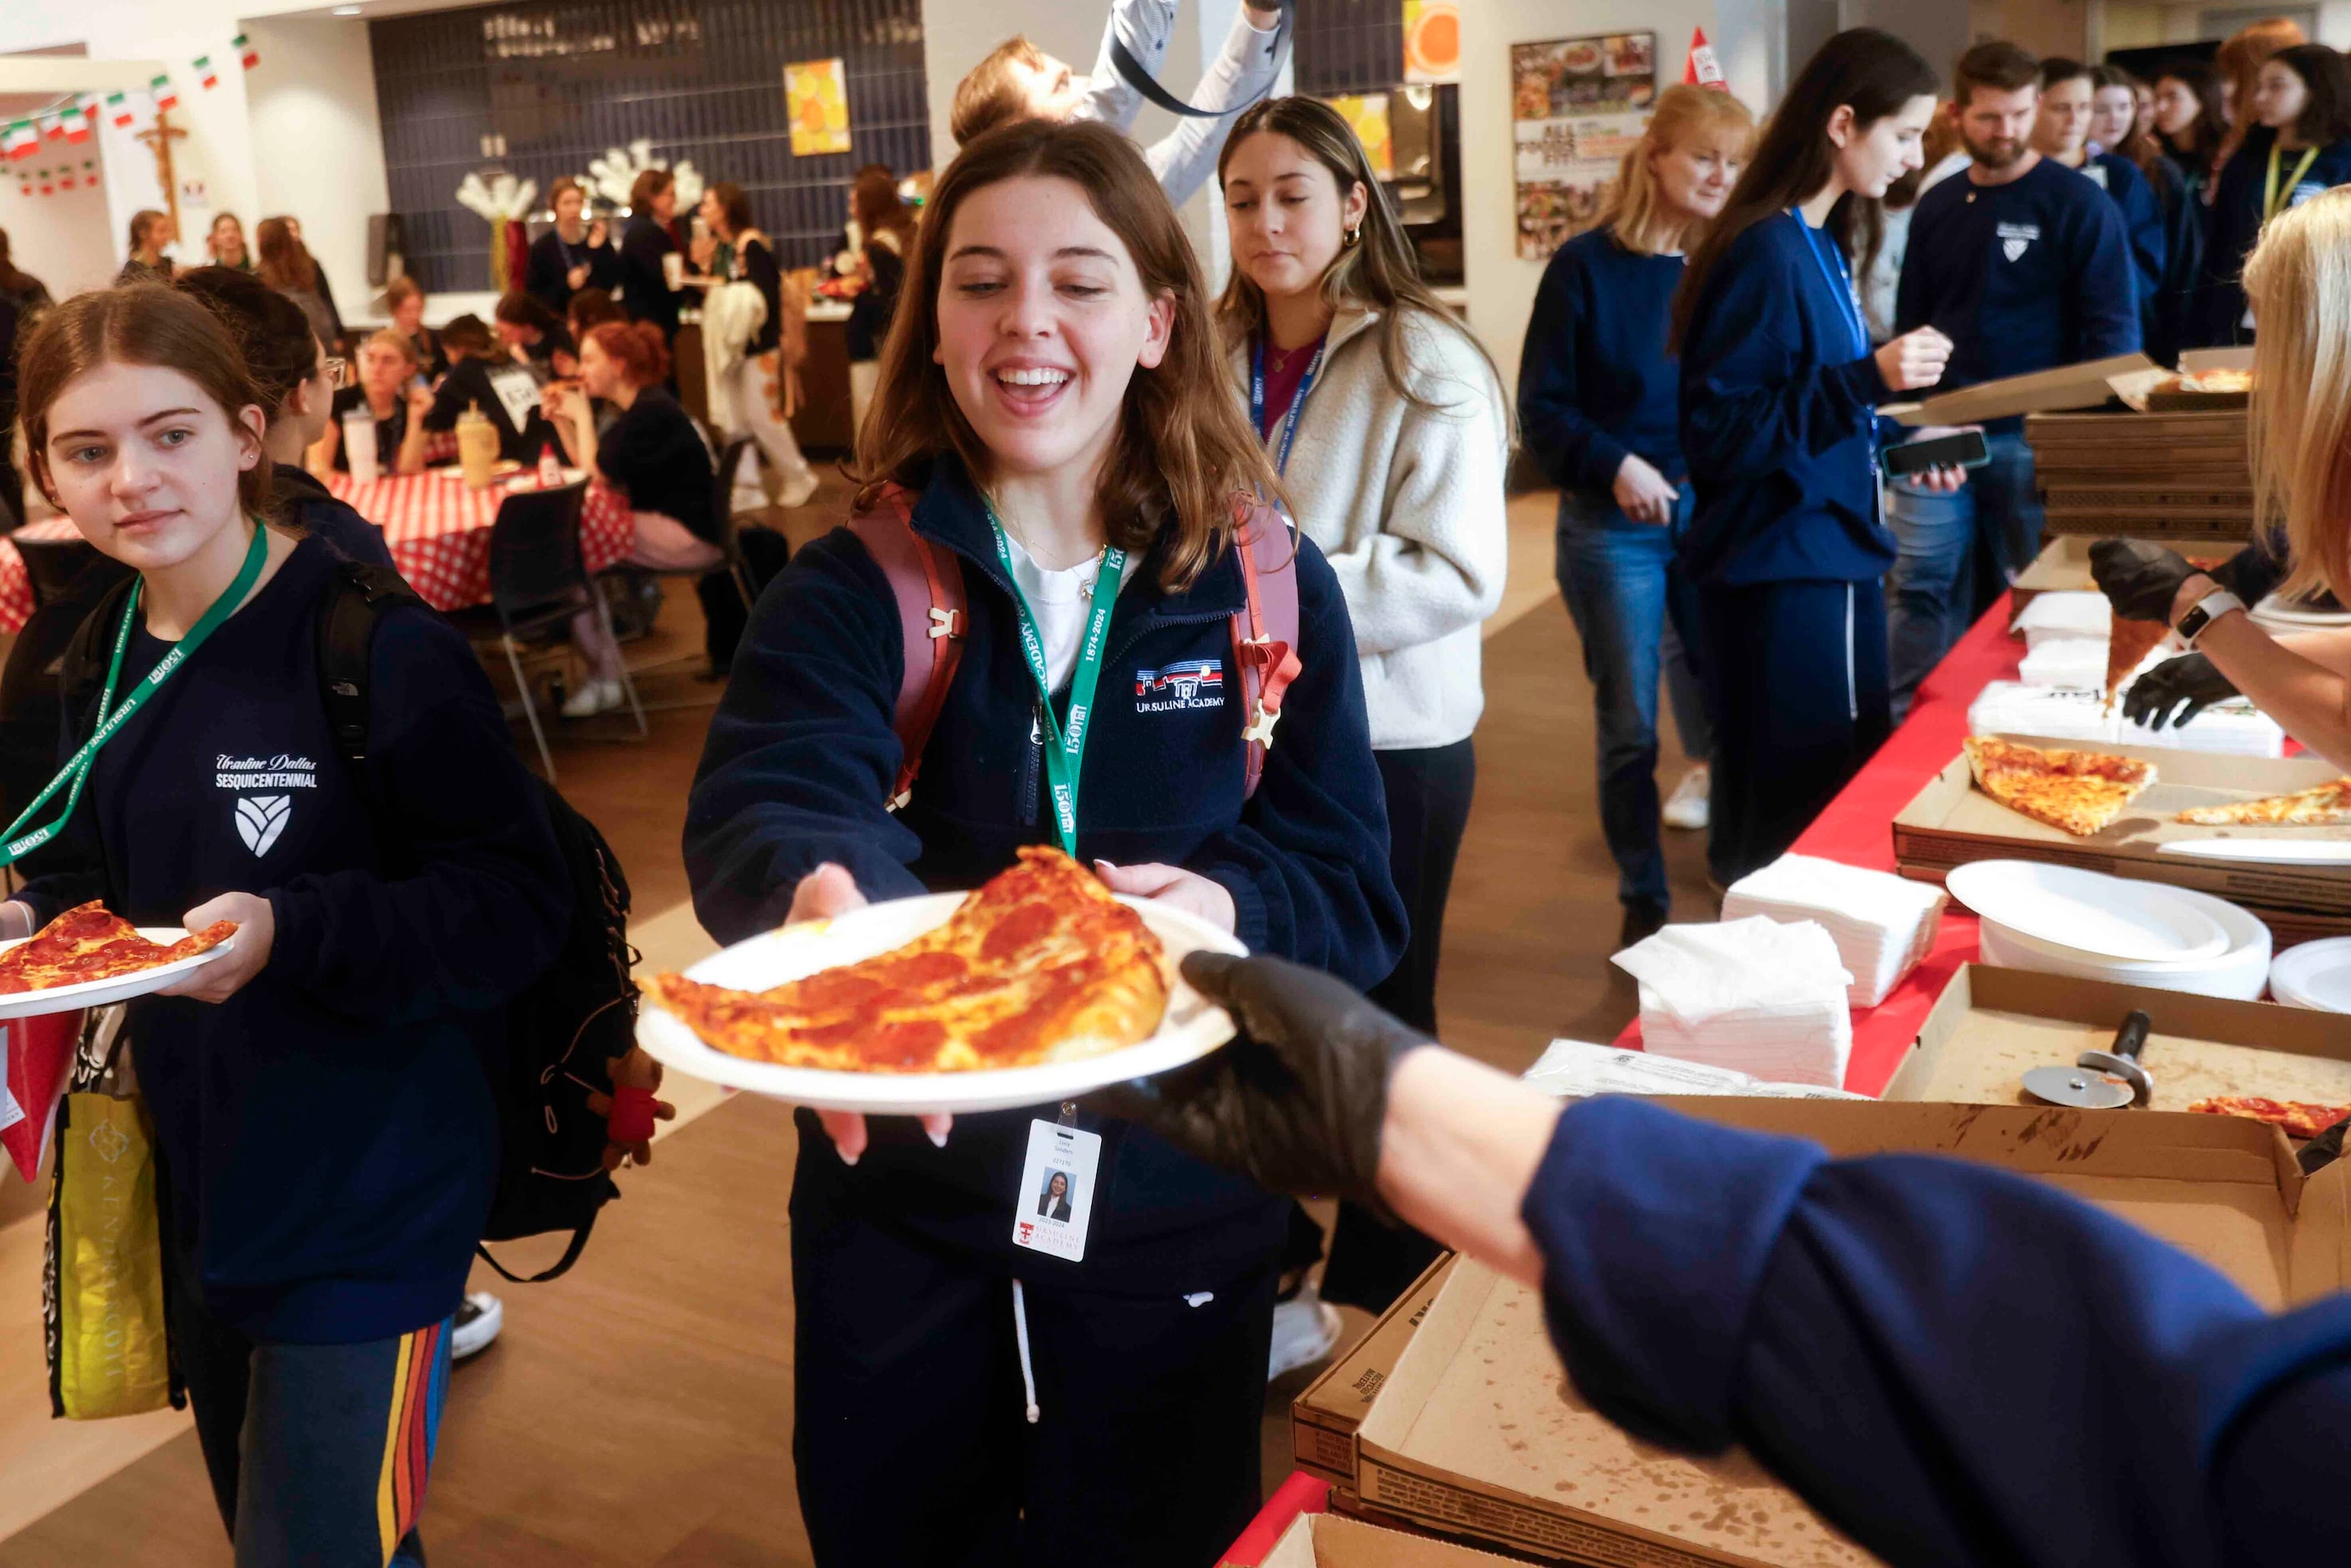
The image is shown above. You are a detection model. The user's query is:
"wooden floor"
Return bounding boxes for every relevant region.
[0,483,1716,1565]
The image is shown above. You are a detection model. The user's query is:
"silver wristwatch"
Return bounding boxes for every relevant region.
[2174,587,2246,646]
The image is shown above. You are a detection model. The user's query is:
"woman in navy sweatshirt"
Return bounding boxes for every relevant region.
[1519,84,1753,948]
[2193,43,2351,346]
[11,286,570,1567]
[684,119,1403,1567]
[1672,28,1954,882]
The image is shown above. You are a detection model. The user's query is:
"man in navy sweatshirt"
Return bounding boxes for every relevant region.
[2035,57,2166,357]
[1889,39,2140,715]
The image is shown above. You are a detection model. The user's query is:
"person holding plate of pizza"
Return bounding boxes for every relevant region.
[684,118,1403,1567]
[4,286,571,1566]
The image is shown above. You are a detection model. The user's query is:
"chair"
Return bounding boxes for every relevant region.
[450,482,647,779]
[13,534,108,612]
[710,433,768,612]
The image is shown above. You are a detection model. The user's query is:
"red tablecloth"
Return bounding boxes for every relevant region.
[0,473,639,630]
[1615,597,2024,1096]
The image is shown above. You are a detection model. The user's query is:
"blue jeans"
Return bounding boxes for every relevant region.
[1555,488,1714,907]
[1885,429,2043,717]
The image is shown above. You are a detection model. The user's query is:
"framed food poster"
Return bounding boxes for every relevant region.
[1327,93,1396,180]
[1403,0,1460,85]
[1510,32,1656,260]
[785,58,852,157]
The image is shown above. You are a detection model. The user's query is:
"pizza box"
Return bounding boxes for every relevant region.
[1891,735,2351,938]
[1883,352,2156,427]
[2037,508,2254,544]
[1294,1253,1459,1488]
[2180,346,2256,375]
[1882,963,2351,1125]
[1348,1095,2351,1568]
[1256,1512,1526,1568]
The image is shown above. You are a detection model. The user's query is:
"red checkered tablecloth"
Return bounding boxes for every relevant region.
[0,472,638,631]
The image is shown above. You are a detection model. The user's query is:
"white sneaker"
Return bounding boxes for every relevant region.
[1662,765,1711,832]
[452,1292,503,1361]
[730,486,770,516]
[1267,1284,1343,1380]
[777,466,821,509]
[560,676,623,719]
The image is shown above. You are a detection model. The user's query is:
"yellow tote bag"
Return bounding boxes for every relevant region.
[48,1089,171,1419]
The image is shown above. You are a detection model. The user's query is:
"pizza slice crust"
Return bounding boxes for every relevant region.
[1964,736,2157,837]
[2105,617,2172,712]
[2177,780,2351,827]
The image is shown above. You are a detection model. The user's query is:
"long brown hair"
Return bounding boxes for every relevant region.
[177,265,321,419]
[1674,28,1938,352]
[853,164,917,250]
[1212,95,1502,417]
[854,119,1275,594]
[18,286,272,519]
[2217,17,2306,167]
[2153,59,2227,171]
[255,216,318,292]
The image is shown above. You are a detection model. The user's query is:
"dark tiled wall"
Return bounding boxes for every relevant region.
[1292,0,1407,95]
[371,0,928,294]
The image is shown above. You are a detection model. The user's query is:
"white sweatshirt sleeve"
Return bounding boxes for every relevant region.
[1074,0,1179,132]
[1320,324,1512,658]
[1142,5,1290,205]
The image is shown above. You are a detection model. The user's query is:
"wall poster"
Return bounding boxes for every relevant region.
[785,58,852,157]
[1326,93,1396,180]
[1509,32,1656,260]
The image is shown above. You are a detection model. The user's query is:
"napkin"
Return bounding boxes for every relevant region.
[1523,1039,1865,1101]
[1611,918,1853,1088]
[1721,854,1947,1008]
[2011,591,2111,650]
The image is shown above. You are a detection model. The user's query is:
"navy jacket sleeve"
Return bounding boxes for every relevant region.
[2111,160,2166,321]
[1186,534,1407,989]
[1516,248,1625,494]
[2072,189,2144,358]
[1524,1096,2351,1566]
[262,608,572,1025]
[1681,230,1890,484]
[683,533,928,944]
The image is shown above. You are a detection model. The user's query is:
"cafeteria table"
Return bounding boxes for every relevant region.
[0,468,639,630]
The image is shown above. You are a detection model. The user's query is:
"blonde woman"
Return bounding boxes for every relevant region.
[2096,187,2351,765]
[1217,95,1509,1319]
[1520,84,1755,947]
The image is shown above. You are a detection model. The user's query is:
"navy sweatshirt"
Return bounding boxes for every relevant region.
[1517,225,1688,497]
[23,538,571,1343]
[1897,156,2141,432]
[685,455,1406,1290]
[271,463,397,571]
[2193,127,2351,346]
[1528,1096,2351,1565]
[2081,152,2166,343]
[1678,210,1894,585]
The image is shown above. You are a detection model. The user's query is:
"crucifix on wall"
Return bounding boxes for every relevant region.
[134,107,188,244]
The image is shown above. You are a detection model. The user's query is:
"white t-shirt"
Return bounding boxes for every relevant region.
[999,529,1110,690]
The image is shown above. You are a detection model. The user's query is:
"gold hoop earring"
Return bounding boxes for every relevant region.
[1344,225,1362,247]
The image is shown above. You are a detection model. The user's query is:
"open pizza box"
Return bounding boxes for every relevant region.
[1295,1254,1459,1489]
[1882,352,2156,427]
[1256,1512,1527,1568]
[1883,963,2351,1127]
[1891,734,2351,942]
[1347,1095,2351,1568]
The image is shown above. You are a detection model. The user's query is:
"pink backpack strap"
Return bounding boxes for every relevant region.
[1227,500,1303,800]
[846,484,967,810]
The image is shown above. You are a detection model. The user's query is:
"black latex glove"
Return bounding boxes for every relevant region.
[2091,538,2200,625]
[2212,534,2288,609]
[2121,652,2239,731]
[1088,951,1432,1210]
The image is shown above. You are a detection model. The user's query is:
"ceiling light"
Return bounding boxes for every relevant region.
[331,5,364,13]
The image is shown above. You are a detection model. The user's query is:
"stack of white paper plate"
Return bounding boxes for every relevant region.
[1949,861,2272,1000]
[2270,938,2351,1012]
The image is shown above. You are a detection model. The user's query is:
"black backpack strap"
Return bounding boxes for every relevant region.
[1108,0,1290,118]
[315,561,426,765]
[476,1216,598,1284]
[57,575,143,719]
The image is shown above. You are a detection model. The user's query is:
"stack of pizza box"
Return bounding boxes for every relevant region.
[2029,409,2252,543]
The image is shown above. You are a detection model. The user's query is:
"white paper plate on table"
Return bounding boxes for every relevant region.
[1976,885,2270,1001]
[635,893,1247,1114]
[1945,861,2232,964]
[2270,938,2351,1012]
[0,929,237,1019]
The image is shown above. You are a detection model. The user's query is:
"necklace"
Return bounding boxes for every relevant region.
[990,498,1110,598]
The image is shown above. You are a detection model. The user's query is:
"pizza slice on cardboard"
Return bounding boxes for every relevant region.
[1964,736,2157,837]
[2105,617,2172,713]
[2177,779,2351,827]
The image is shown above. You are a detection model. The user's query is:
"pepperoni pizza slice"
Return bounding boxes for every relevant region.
[651,847,1173,1073]
[0,900,238,996]
[2189,1096,2351,1140]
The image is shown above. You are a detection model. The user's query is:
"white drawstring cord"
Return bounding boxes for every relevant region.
[1012,1279,1041,1424]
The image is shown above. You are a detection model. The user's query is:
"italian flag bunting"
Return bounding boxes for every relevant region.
[151,72,178,111]
[235,33,259,70]
[38,170,55,196]
[58,167,74,190]
[7,123,38,159]
[106,91,134,129]
[38,114,63,142]
[63,102,91,143]
[195,56,219,91]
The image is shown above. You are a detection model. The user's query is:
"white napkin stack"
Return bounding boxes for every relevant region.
[1720,854,1947,1008]
[1610,918,1853,1088]
[1524,1039,1866,1100]
[1966,681,2287,756]
[2010,591,2111,650]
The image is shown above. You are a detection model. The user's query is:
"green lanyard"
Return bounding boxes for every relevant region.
[0,522,270,868]
[985,506,1127,857]
[2265,143,2320,222]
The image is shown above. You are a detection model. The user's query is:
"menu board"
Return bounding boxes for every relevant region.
[1510,32,1656,260]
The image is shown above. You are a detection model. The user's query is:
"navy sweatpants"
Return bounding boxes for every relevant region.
[1698,578,1891,883]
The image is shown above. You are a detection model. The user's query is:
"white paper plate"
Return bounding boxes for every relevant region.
[2160,838,2351,865]
[2270,938,2351,1012]
[1946,861,2231,964]
[635,893,1247,1114]
[0,928,237,1019]
[1979,918,2271,1000]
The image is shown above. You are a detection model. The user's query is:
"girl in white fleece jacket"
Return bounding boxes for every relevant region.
[1217,96,1510,1319]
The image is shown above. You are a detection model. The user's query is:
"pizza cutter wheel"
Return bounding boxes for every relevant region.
[2021,1010,2154,1110]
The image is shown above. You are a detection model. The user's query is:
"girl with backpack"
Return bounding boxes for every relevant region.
[9,285,572,1567]
[1213,96,1510,1323]
[683,118,1403,1568]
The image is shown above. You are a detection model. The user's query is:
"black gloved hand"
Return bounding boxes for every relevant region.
[2121,652,2239,731]
[1088,951,1431,1209]
[2091,538,2201,625]
[2212,534,2288,609]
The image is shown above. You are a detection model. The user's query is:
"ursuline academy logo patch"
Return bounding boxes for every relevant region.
[1134,659,1226,712]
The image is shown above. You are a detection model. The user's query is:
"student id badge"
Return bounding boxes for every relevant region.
[487,363,542,432]
[1013,1115,1101,1262]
